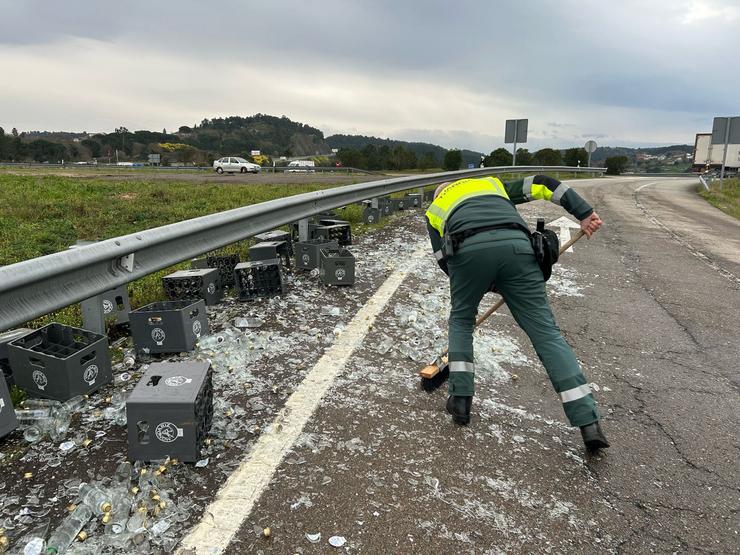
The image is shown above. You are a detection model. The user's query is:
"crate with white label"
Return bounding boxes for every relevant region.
[362,206,381,224]
[129,300,208,354]
[377,197,396,216]
[295,239,339,271]
[163,268,222,306]
[7,323,112,401]
[404,192,422,208]
[319,247,356,286]
[126,360,213,462]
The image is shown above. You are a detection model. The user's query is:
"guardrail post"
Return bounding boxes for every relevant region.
[418,187,425,205]
[298,218,311,242]
[81,295,106,335]
[371,198,379,209]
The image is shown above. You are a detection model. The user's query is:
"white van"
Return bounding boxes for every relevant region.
[286,160,316,173]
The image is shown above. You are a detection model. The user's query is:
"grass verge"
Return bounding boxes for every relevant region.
[700,178,739,220]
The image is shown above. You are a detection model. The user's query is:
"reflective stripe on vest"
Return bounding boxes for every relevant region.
[425,177,511,236]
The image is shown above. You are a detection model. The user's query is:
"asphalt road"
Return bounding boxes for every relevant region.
[1,176,737,554]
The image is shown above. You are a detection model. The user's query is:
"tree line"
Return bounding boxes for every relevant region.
[0,118,633,174]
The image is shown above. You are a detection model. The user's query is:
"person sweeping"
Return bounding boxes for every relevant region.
[425,174,609,451]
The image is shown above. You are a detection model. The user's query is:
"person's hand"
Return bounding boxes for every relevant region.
[580,212,603,238]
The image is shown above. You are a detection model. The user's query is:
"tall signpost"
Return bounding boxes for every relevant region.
[711,116,739,190]
[584,140,597,167]
[505,119,528,166]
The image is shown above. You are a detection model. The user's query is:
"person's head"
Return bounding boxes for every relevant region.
[434,181,452,199]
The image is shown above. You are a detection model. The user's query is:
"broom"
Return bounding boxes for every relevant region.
[420,228,586,391]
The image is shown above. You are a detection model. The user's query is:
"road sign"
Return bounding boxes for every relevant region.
[251,150,261,156]
[711,116,739,189]
[148,154,160,164]
[584,140,597,167]
[505,119,528,144]
[505,119,528,165]
[711,117,740,144]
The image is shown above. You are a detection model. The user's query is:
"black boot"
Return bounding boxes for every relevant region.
[446,395,472,425]
[580,421,610,451]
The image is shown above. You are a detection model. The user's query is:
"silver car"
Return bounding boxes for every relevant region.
[213,157,261,174]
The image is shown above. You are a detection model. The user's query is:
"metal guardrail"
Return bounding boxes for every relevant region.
[0,165,605,331]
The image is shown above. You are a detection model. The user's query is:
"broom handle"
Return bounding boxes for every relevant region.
[440,229,586,357]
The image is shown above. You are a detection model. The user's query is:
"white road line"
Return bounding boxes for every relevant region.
[176,246,427,555]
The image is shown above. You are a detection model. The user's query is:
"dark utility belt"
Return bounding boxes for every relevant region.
[443,222,530,256]
[443,219,561,281]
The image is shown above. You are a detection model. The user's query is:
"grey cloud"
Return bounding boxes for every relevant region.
[0,0,737,145]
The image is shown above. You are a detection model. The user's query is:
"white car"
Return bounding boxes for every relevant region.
[213,157,261,174]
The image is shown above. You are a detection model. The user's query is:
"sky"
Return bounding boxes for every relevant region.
[0,0,738,152]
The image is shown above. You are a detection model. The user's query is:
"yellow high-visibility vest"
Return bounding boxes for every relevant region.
[425,177,511,236]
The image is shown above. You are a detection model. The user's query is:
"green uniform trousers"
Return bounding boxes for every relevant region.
[446,229,599,427]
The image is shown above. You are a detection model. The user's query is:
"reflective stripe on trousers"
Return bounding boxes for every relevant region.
[449,361,475,373]
[560,384,592,403]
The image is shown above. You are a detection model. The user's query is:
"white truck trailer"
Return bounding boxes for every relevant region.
[693,133,740,174]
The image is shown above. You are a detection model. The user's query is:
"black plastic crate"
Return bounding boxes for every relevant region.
[363,207,381,224]
[0,374,18,438]
[291,221,318,241]
[255,230,293,257]
[249,240,291,269]
[314,223,352,246]
[8,324,112,401]
[191,254,240,288]
[377,197,396,216]
[0,328,32,389]
[163,268,223,306]
[129,300,208,354]
[234,259,286,300]
[126,361,213,463]
[295,239,339,270]
[319,248,356,286]
[83,285,131,326]
[405,193,422,208]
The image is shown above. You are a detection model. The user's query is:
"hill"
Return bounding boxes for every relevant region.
[590,144,693,163]
[326,134,483,167]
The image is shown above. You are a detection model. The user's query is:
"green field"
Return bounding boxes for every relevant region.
[700,178,740,220]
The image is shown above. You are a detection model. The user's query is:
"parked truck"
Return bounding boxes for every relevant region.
[692,133,740,174]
